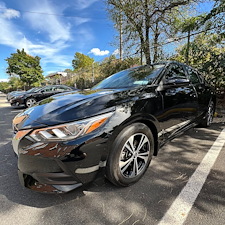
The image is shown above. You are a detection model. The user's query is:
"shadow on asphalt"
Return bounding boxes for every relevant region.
[0,107,225,224]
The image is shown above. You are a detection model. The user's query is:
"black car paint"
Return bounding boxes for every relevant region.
[10,85,74,107]
[12,62,216,193]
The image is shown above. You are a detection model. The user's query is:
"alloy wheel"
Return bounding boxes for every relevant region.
[119,133,150,178]
[26,98,36,107]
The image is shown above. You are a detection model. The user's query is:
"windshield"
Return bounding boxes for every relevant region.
[26,87,39,93]
[33,87,43,92]
[92,64,164,90]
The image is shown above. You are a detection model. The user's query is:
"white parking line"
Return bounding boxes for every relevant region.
[11,110,23,113]
[0,141,11,148]
[158,128,225,225]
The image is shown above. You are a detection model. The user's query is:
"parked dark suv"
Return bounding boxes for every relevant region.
[12,61,216,193]
[10,85,74,107]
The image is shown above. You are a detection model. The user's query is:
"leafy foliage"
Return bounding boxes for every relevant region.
[8,76,24,90]
[204,0,225,25]
[69,54,140,89]
[201,51,225,88]
[172,33,225,88]
[100,55,140,77]
[0,82,10,93]
[106,0,193,63]
[72,52,94,70]
[5,49,44,87]
[197,1,225,41]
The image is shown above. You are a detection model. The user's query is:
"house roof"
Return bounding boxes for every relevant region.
[46,72,68,78]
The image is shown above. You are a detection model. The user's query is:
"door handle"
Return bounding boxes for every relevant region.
[190,93,197,98]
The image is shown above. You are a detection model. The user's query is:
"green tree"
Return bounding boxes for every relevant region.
[0,82,10,93]
[8,76,25,90]
[172,33,225,88]
[64,68,73,73]
[106,0,193,64]
[173,15,204,64]
[100,55,140,77]
[201,51,225,89]
[72,52,94,70]
[5,49,44,87]
[204,0,225,34]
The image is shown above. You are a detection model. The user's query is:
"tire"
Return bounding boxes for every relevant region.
[106,123,154,187]
[25,98,37,108]
[199,100,215,127]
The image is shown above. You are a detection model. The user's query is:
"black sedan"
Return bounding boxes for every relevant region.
[7,90,25,102]
[10,85,74,108]
[12,61,216,193]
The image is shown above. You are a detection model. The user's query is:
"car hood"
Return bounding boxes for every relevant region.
[13,88,143,130]
[12,91,25,96]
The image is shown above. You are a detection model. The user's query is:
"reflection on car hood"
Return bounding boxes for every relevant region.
[14,88,138,130]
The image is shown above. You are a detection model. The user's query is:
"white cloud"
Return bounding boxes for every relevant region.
[23,0,71,43]
[0,2,20,19]
[0,1,96,73]
[0,78,9,82]
[89,48,109,56]
[0,15,24,48]
[43,54,71,67]
[1,9,20,19]
[112,49,119,55]
[74,17,90,26]
[74,0,99,10]
[0,8,70,69]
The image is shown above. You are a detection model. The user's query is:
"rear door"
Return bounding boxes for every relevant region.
[54,85,72,94]
[185,66,211,117]
[157,63,198,138]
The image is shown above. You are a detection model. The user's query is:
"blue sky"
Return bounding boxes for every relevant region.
[0,0,214,81]
[0,0,117,81]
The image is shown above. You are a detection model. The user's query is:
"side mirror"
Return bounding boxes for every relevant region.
[156,78,190,92]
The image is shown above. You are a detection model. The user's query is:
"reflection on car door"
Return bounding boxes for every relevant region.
[157,63,198,138]
[185,66,211,118]
[54,86,69,95]
[39,86,55,101]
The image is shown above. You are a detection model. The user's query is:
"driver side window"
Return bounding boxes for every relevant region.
[43,87,54,92]
[56,86,67,91]
[185,66,200,84]
[165,64,187,82]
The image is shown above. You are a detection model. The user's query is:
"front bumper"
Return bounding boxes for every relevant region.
[18,170,82,193]
[10,98,25,106]
[13,130,110,193]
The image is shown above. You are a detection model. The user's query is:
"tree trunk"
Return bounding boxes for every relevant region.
[144,0,151,65]
[144,38,151,65]
[153,22,160,63]
[186,28,191,65]
[119,10,123,61]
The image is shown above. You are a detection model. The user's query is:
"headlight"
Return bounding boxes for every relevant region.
[29,112,114,142]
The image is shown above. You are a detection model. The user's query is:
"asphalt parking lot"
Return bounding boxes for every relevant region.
[0,92,225,225]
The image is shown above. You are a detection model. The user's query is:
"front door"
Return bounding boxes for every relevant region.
[157,63,198,138]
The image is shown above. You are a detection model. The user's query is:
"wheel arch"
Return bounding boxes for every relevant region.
[137,119,159,156]
[106,114,160,158]
[105,118,159,186]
